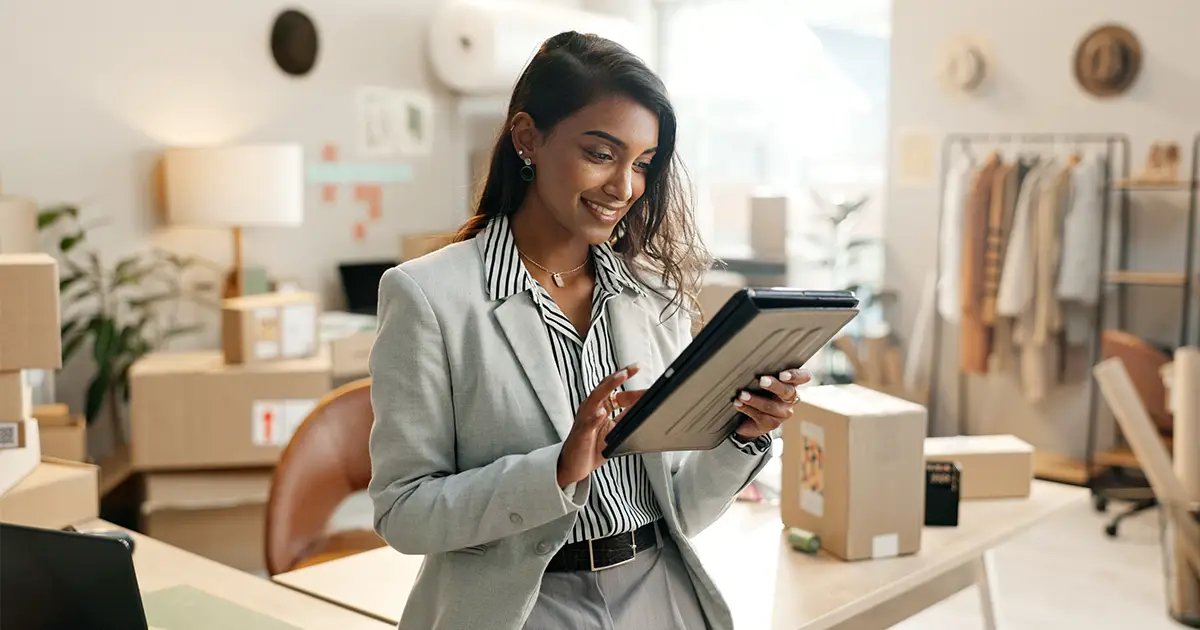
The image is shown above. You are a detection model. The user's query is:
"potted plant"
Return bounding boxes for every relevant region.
[37,203,220,445]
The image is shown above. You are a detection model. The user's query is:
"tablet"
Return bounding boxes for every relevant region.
[601,288,859,458]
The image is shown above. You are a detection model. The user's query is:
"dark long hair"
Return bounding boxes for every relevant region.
[454,31,710,319]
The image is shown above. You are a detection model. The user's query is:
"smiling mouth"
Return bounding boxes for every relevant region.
[584,199,622,221]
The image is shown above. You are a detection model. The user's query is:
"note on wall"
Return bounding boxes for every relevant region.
[356,86,435,158]
[895,128,937,188]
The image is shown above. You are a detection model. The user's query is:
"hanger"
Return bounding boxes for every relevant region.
[1066,138,1082,167]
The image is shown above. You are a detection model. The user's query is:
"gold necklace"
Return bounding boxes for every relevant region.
[516,246,589,287]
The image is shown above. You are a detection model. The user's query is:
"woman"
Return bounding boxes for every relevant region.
[368,31,808,630]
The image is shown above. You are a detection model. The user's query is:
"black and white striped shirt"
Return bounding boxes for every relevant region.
[481,215,768,542]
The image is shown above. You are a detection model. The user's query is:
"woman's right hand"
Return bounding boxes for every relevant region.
[556,364,645,488]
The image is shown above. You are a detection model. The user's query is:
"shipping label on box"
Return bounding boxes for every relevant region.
[0,419,28,448]
[129,351,331,470]
[250,399,318,446]
[0,370,31,421]
[222,292,320,365]
[0,254,62,371]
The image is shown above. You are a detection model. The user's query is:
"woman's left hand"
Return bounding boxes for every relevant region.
[733,369,811,440]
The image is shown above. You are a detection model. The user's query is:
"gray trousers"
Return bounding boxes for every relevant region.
[525,528,710,630]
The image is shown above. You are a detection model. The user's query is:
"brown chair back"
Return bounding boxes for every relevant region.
[265,378,375,576]
[1101,330,1173,435]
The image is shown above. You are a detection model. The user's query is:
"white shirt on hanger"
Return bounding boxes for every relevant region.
[996,159,1053,319]
[937,153,976,323]
[1057,153,1105,305]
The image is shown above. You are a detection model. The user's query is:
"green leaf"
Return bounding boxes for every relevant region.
[128,291,177,310]
[91,317,119,365]
[84,367,111,425]
[61,318,82,339]
[37,204,79,230]
[59,273,86,293]
[60,232,85,252]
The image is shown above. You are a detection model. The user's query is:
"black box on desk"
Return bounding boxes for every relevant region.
[924,461,960,527]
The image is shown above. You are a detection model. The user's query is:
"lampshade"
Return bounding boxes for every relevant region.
[0,194,39,254]
[164,143,304,228]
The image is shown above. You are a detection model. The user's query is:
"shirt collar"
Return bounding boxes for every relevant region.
[480,215,644,301]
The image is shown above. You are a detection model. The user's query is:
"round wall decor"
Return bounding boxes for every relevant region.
[271,8,320,77]
[1074,24,1141,98]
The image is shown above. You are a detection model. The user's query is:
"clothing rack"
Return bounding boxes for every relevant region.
[926,133,1130,478]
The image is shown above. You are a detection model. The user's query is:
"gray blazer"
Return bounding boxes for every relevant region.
[368,236,770,630]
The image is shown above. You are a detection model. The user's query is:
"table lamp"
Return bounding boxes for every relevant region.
[163,143,304,298]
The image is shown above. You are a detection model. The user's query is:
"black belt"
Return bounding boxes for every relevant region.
[545,521,660,572]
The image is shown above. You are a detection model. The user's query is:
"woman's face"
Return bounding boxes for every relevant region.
[518,95,659,246]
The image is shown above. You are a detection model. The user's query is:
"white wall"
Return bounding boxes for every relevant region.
[885,0,1199,457]
[0,0,620,431]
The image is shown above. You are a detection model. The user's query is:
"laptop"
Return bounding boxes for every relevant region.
[0,522,148,630]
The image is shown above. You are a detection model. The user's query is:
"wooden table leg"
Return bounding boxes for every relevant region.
[973,550,1002,630]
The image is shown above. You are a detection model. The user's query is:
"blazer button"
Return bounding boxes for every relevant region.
[535,541,552,555]
[509,513,523,525]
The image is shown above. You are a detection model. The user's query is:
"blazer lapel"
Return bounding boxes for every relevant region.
[606,294,654,391]
[493,293,575,441]
[606,294,675,496]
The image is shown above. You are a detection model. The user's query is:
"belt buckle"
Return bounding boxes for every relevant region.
[588,531,638,572]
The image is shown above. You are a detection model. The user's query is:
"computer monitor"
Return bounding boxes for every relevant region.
[0,522,148,630]
[338,260,396,316]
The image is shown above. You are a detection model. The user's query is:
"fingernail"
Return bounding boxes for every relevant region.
[759,376,771,388]
[779,371,791,382]
[626,363,639,371]
[734,400,744,408]
[797,369,810,380]
[739,391,751,402]
[616,369,629,380]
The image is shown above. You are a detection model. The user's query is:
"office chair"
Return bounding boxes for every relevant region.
[264,378,385,576]
[1093,330,1174,537]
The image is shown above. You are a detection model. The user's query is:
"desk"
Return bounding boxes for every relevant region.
[272,481,1085,629]
[78,520,391,630]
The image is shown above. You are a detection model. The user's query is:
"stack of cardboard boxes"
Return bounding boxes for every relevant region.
[0,254,61,494]
[0,253,101,530]
[124,290,332,572]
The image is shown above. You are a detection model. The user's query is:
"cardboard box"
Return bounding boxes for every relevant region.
[924,434,1035,500]
[0,254,62,371]
[140,469,273,573]
[0,458,99,529]
[321,311,377,379]
[31,402,72,427]
[0,420,39,494]
[400,233,454,261]
[0,370,32,421]
[782,384,928,561]
[129,350,332,470]
[222,291,321,365]
[40,417,86,462]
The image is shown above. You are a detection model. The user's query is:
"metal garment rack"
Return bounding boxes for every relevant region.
[926,133,1129,461]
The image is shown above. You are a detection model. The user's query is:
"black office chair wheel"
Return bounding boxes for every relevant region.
[1105,522,1119,537]
[1093,494,1109,512]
